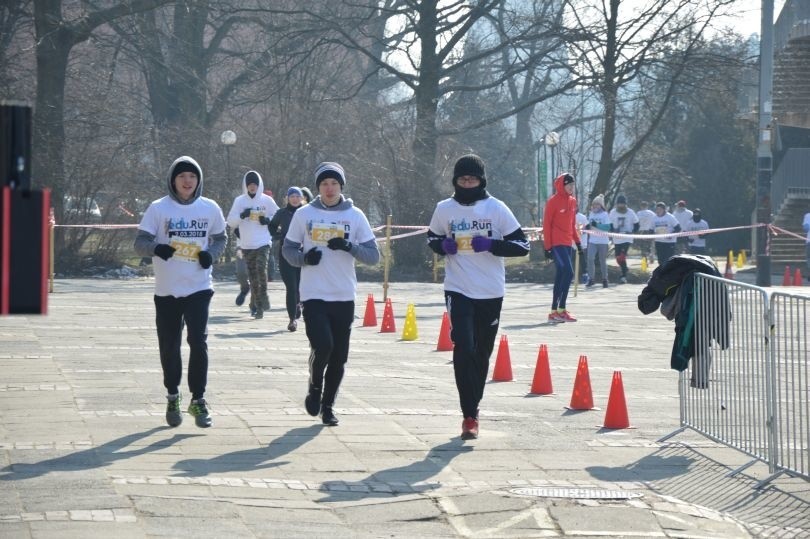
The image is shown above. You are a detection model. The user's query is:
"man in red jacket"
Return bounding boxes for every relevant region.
[542,173,583,322]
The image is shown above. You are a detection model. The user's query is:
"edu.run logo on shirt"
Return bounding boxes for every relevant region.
[166,217,210,231]
[165,217,210,238]
[450,218,492,234]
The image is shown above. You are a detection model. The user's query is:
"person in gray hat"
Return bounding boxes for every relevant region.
[283,162,380,427]
[267,186,307,331]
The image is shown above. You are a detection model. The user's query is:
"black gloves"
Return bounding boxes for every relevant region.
[154,244,176,261]
[198,251,213,269]
[575,243,584,257]
[304,247,322,265]
[327,237,352,252]
[240,208,252,219]
[233,227,241,239]
[544,249,553,260]
[258,216,271,226]
[590,220,597,227]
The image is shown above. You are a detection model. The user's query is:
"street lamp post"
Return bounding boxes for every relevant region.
[755,0,773,287]
[220,130,237,263]
[545,131,560,179]
[221,130,237,183]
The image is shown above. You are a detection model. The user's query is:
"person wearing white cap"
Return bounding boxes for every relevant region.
[282,162,380,426]
[585,194,611,288]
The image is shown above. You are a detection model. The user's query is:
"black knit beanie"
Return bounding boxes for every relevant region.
[452,154,487,188]
[245,171,260,187]
[171,161,200,183]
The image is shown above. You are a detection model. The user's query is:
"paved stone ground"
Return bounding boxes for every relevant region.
[0,276,808,538]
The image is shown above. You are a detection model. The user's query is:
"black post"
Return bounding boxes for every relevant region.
[0,102,50,314]
[0,101,32,189]
[756,0,774,287]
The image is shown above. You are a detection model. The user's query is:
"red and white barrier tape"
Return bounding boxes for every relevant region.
[582,223,767,241]
[768,224,808,242]
[52,221,804,245]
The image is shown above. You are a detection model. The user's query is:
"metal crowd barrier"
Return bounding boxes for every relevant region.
[658,273,809,488]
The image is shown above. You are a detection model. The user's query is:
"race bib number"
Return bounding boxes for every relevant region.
[654,226,669,235]
[455,232,474,254]
[169,240,201,262]
[250,210,263,222]
[311,223,344,246]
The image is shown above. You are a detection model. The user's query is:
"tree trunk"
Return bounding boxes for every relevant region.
[514,106,537,224]
[591,83,617,201]
[33,1,71,202]
[589,0,619,202]
[390,0,442,273]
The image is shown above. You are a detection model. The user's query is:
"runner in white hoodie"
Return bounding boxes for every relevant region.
[134,156,227,428]
[226,171,279,319]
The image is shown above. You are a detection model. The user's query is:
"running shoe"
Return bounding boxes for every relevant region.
[461,417,479,440]
[187,398,212,428]
[321,406,339,426]
[557,310,577,322]
[165,394,182,427]
[305,387,321,416]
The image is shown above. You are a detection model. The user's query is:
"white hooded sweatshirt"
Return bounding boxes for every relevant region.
[226,170,279,250]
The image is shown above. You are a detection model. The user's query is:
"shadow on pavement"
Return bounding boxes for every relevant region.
[172,424,323,476]
[586,452,694,482]
[318,438,471,502]
[646,444,810,534]
[214,330,288,338]
[0,426,200,480]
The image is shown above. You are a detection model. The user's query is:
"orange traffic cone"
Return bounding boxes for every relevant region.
[380,298,396,333]
[362,294,377,326]
[530,344,553,395]
[568,355,594,410]
[491,335,513,381]
[794,268,803,287]
[783,266,792,286]
[602,371,630,429]
[436,312,454,351]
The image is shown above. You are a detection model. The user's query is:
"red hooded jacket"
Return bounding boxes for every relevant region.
[542,174,580,250]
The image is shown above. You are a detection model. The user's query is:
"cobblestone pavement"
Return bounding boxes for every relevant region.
[0,278,808,538]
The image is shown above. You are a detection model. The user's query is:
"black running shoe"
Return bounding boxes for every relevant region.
[287,319,297,332]
[235,290,247,306]
[187,399,212,428]
[305,388,321,416]
[321,406,339,426]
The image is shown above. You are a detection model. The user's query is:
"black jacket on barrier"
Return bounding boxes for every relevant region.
[637,254,731,371]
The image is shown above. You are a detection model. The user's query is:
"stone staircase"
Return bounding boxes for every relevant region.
[771,190,810,268]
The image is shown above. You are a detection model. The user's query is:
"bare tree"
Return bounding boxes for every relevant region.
[281,1,580,227]
[32,0,172,207]
[565,0,735,200]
